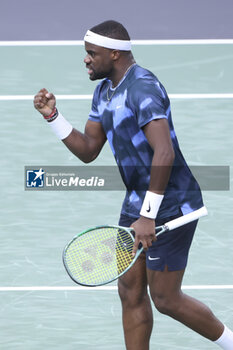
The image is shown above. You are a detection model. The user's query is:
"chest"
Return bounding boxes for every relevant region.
[99,90,136,134]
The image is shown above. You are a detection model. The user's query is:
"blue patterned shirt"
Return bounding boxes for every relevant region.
[89,64,204,219]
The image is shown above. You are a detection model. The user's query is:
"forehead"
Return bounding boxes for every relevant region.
[84,41,110,54]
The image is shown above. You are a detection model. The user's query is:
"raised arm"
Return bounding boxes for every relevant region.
[33,88,106,163]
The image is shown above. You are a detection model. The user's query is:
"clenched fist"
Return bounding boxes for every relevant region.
[34,88,56,117]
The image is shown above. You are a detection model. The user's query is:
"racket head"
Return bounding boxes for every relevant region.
[63,225,142,287]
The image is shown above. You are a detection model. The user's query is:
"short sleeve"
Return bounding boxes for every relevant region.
[88,85,101,123]
[129,78,169,128]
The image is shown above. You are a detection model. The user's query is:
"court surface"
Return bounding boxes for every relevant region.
[0,40,233,349]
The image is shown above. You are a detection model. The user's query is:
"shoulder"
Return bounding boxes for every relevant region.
[92,79,109,99]
[129,65,157,86]
[128,65,169,104]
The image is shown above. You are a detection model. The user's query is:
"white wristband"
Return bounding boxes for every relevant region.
[140,191,164,219]
[48,111,73,140]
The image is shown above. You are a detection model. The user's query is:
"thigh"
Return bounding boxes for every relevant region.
[147,265,185,298]
[118,214,148,300]
[118,253,148,303]
[147,267,186,315]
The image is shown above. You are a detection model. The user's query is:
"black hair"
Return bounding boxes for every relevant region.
[90,20,130,41]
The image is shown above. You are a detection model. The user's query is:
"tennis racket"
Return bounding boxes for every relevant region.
[63,206,207,287]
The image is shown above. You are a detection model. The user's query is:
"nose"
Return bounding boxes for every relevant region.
[84,54,91,64]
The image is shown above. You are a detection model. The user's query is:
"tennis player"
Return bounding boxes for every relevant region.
[34,20,233,350]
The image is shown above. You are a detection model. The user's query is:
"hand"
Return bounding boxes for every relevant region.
[34,88,56,117]
[130,216,157,257]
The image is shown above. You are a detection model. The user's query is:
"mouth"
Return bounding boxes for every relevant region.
[86,66,94,75]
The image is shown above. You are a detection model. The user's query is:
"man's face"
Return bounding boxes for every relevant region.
[84,42,114,81]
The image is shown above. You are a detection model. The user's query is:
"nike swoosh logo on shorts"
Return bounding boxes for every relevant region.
[148,256,160,261]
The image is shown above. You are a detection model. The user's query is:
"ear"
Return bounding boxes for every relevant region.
[111,50,121,61]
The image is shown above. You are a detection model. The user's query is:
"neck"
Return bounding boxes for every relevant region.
[110,58,136,87]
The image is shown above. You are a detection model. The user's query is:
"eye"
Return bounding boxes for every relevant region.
[87,51,95,58]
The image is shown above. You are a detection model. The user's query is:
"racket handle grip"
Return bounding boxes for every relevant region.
[164,206,208,231]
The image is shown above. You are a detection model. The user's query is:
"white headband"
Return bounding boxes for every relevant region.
[84,30,131,51]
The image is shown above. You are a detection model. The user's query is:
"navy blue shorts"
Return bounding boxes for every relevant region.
[118,211,198,271]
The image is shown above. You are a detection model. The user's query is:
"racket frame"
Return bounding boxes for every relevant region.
[63,206,208,286]
[63,225,142,287]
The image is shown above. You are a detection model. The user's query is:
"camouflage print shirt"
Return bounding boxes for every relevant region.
[89,64,204,220]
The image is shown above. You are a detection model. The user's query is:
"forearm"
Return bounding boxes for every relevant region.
[148,146,175,195]
[62,128,102,163]
[139,146,174,220]
[46,110,98,163]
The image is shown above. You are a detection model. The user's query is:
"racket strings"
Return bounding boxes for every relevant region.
[115,231,134,273]
[64,227,134,285]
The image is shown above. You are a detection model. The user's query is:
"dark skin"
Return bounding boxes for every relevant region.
[34,41,224,350]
